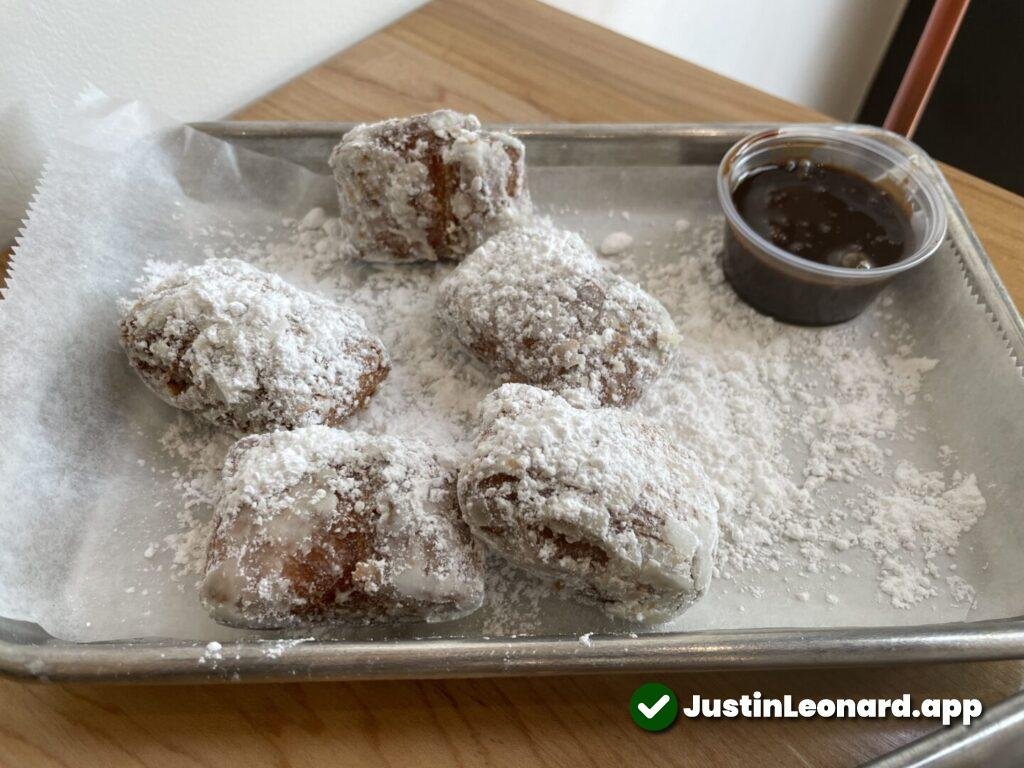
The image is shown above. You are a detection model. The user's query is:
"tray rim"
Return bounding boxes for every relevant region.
[2,121,1022,685]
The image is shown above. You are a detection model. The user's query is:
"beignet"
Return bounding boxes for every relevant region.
[438,223,678,407]
[458,384,718,622]
[120,258,389,432]
[202,427,485,627]
[329,110,530,262]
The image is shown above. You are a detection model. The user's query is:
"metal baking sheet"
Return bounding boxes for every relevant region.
[1,123,1022,683]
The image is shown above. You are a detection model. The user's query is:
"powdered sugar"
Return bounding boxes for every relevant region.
[7,95,1014,648]
[858,464,984,608]
[624,220,985,608]
[120,258,389,432]
[887,355,940,404]
[458,384,718,622]
[329,110,531,263]
[157,204,987,624]
[202,427,485,627]
[599,231,634,255]
[437,222,679,407]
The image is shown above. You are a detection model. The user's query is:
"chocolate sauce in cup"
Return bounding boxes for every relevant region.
[717,127,947,325]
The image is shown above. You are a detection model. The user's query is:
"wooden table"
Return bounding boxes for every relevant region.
[2,1,1022,766]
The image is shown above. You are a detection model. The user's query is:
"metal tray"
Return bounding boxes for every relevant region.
[1,123,1022,687]
[863,689,1024,767]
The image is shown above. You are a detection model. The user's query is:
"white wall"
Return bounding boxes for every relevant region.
[0,0,425,246]
[543,0,907,119]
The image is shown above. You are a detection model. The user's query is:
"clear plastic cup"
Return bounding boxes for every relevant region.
[717,126,948,325]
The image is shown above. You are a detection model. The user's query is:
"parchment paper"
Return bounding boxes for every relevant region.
[1,94,1022,643]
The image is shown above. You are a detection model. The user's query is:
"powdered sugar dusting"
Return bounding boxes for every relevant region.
[459,384,718,623]
[157,417,233,580]
[625,219,985,608]
[438,222,679,408]
[329,110,531,263]
[120,258,389,432]
[202,427,485,627]
[156,207,987,627]
[599,231,634,256]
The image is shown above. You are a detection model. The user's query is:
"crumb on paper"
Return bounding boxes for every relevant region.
[599,231,633,256]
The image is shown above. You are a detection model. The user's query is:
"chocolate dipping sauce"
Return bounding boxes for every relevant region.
[732,160,912,270]
[722,158,919,325]
[718,127,947,327]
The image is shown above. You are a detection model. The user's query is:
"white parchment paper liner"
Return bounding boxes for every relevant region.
[0,93,331,641]
[1,95,1022,642]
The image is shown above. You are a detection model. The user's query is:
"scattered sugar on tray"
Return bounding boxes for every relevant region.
[156,208,987,623]
[599,230,633,256]
[198,640,223,665]
[946,575,976,607]
[262,637,315,658]
[855,464,984,608]
[887,355,940,404]
[620,218,985,609]
[478,555,548,635]
[298,206,328,231]
[157,416,236,580]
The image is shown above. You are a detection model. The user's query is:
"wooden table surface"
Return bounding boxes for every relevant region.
[2,1,1022,766]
